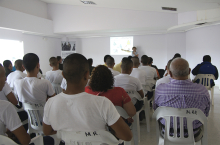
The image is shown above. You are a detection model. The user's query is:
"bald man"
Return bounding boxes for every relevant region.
[154,58,210,142]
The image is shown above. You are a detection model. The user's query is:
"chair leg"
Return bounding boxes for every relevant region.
[132,113,139,145]
[211,88,214,106]
[145,101,150,132]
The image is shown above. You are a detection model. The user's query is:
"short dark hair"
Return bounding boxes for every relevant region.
[63,53,89,84]
[131,57,140,67]
[23,53,39,72]
[106,57,114,67]
[89,65,114,92]
[3,60,12,68]
[173,53,181,59]
[128,56,132,60]
[104,55,111,63]
[88,58,93,66]
[121,58,133,72]
[203,55,211,62]
[57,56,62,61]
[148,57,153,65]
[141,55,148,65]
[49,57,58,67]
[15,59,23,70]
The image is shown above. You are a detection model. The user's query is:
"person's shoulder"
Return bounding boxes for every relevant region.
[0,100,13,111]
[36,78,52,85]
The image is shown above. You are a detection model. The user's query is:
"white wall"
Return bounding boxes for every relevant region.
[186,25,220,85]
[0,29,61,74]
[0,0,48,19]
[74,32,186,69]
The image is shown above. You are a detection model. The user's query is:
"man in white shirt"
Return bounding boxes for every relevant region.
[114,58,144,111]
[14,53,56,104]
[106,57,120,76]
[43,53,132,142]
[156,59,172,88]
[0,64,30,145]
[45,57,63,84]
[7,59,26,89]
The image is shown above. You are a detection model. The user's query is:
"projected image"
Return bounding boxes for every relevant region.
[110,37,133,55]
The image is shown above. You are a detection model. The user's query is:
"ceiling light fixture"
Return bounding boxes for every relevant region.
[80,0,96,5]
[162,7,177,11]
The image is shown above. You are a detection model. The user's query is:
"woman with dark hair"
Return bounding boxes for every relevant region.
[85,65,136,123]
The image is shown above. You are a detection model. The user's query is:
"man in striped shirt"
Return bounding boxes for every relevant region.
[154,58,210,142]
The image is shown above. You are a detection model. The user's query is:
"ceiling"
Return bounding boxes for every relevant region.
[41,0,220,13]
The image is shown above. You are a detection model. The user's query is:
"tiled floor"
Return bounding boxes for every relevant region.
[139,86,220,145]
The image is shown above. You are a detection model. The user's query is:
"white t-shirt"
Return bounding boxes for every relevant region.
[14,77,55,104]
[60,78,67,90]
[45,70,63,84]
[23,70,42,79]
[0,100,22,135]
[7,70,27,88]
[130,68,148,85]
[109,68,120,76]
[139,66,157,85]
[156,75,171,88]
[43,92,120,131]
[0,82,12,101]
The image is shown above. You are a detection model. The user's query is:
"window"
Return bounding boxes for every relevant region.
[110,36,133,55]
[0,39,24,65]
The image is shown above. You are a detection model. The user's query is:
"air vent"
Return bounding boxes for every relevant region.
[162,7,177,11]
[81,1,96,5]
[196,22,207,25]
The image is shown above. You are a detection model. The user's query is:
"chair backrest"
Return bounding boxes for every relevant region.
[115,106,129,119]
[153,107,207,145]
[0,135,18,145]
[193,74,215,90]
[52,83,63,94]
[57,130,119,145]
[23,103,45,134]
[124,89,142,104]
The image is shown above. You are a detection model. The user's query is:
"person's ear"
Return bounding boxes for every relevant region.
[189,68,191,75]
[62,71,65,79]
[36,63,40,70]
[120,65,122,69]
[50,64,52,67]
[84,70,90,81]
[169,70,173,77]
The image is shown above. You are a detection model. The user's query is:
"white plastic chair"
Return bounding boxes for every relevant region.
[0,135,44,145]
[115,106,133,145]
[153,107,208,145]
[193,74,215,105]
[57,130,119,145]
[23,103,61,145]
[52,83,62,94]
[125,90,149,145]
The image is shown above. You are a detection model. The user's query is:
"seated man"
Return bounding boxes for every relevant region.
[106,57,120,76]
[155,59,172,88]
[192,55,218,87]
[45,57,63,85]
[114,58,144,111]
[7,59,26,89]
[57,56,63,70]
[43,53,132,142]
[103,54,111,66]
[3,60,13,77]
[154,58,210,142]
[0,64,30,145]
[14,53,55,104]
[130,57,149,97]
[88,58,95,75]
[148,57,160,79]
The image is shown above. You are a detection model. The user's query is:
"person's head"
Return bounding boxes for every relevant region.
[0,64,6,91]
[128,56,132,60]
[3,60,12,70]
[106,57,115,68]
[49,57,59,68]
[148,57,153,65]
[63,53,89,87]
[104,55,111,63]
[169,58,190,80]
[57,56,62,64]
[23,53,40,73]
[88,58,93,66]
[131,57,140,68]
[121,58,133,74]
[132,47,137,52]
[173,53,181,59]
[15,59,25,71]
[203,55,211,62]
[89,65,114,92]
[141,55,148,65]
